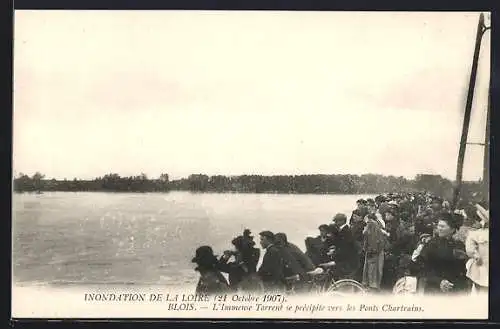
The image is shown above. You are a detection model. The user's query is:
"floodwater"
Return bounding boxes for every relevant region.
[12,191,373,289]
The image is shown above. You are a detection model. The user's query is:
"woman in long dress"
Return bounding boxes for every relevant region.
[465,204,489,294]
[417,212,469,295]
[192,246,231,295]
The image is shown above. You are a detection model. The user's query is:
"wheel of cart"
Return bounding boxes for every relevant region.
[319,261,367,296]
[325,278,367,296]
[303,261,367,296]
[285,261,367,296]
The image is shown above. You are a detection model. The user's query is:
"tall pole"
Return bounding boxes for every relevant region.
[483,83,490,204]
[452,13,488,209]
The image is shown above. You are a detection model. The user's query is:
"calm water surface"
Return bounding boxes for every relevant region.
[12,191,373,288]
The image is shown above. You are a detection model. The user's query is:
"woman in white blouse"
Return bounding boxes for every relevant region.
[465,204,489,294]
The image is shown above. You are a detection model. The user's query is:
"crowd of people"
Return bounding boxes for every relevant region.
[191,192,489,296]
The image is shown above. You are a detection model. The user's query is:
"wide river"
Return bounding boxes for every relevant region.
[12,191,374,289]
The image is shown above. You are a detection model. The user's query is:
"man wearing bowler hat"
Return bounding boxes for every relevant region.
[192,246,230,295]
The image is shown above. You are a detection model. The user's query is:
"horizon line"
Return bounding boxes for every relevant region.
[12,171,482,182]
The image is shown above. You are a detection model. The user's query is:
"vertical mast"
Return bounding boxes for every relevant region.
[482,84,490,203]
[452,13,488,209]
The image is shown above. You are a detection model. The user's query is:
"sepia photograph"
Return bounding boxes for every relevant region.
[12,10,490,319]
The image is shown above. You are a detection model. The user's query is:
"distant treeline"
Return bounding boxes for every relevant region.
[13,173,171,193]
[12,172,484,198]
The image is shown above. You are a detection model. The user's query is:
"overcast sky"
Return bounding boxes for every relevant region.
[13,11,490,180]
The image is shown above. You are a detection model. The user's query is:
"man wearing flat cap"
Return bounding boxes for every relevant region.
[257,230,286,291]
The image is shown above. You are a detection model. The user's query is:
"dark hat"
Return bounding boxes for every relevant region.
[384,206,397,216]
[191,245,218,264]
[356,199,366,204]
[450,212,464,229]
[259,230,275,241]
[318,224,329,231]
[305,236,319,249]
[231,235,245,249]
[233,232,256,250]
[243,229,253,239]
[275,232,288,245]
[352,209,363,216]
[366,198,375,205]
[242,229,255,246]
[420,224,434,236]
[431,196,443,203]
[328,223,339,233]
[379,202,390,214]
[333,213,347,222]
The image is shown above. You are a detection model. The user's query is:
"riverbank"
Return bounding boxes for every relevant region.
[13,173,480,198]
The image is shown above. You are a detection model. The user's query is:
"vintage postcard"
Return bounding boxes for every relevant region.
[12,10,490,319]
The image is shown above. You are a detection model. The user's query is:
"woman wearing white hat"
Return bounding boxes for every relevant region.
[465,204,489,294]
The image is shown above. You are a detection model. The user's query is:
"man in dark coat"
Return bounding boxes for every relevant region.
[381,207,404,290]
[332,213,359,280]
[305,236,330,266]
[275,232,316,292]
[350,210,367,243]
[272,234,304,279]
[257,231,286,291]
[318,224,335,247]
[275,233,316,274]
[218,231,263,292]
[349,210,367,282]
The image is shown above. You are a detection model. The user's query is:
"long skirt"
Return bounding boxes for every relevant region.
[362,251,384,290]
[381,253,398,290]
[354,252,365,283]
